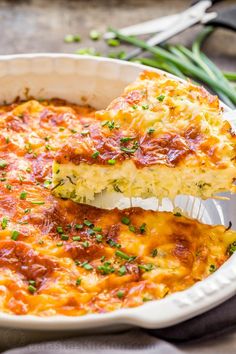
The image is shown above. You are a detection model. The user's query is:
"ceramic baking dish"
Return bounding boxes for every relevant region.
[0,54,235,331]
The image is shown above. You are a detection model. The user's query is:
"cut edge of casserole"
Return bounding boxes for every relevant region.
[52,70,236,203]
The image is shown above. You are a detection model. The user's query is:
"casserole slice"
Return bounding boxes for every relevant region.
[52,71,236,203]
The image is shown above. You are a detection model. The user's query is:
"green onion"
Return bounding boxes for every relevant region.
[81,129,90,136]
[93,226,102,232]
[56,226,63,234]
[0,160,7,168]
[84,220,93,227]
[97,263,115,274]
[89,30,101,41]
[75,224,83,230]
[156,95,165,102]
[118,265,127,276]
[82,262,93,270]
[109,28,236,105]
[92,151,100,159]
[209,264,216,273]
[228,241,236,255]
[82,241,90,248]
[20,191,27,200]
[64,34,81,43]
[76,278,81,286]
[139,223,146,234]
[72,236,81,241]
[121,216,130,225]
[138,263,154,272]
[28,285,36,294]
[117,290,124,299]
[129,225,136,233]
[174,212,182,217]
[115,250,136,262]
[11,230,19,241]
[96,234,103,242]
[1,217,8,230]
[151,249,158,257]
[31,201,45,205]
[107,38,120,47]
[108,159,116,165]
[147,128,155,135]
[61,234,69,241]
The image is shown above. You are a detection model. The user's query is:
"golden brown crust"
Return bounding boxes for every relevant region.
[0,97,234,316]
[55,71,236,169]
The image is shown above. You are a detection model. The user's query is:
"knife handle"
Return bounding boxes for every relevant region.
[206,7,236,31]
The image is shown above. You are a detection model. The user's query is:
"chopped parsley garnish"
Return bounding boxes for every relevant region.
[81,261,93,270]
[108,159,116,165]
[61,234,69,241]
[147,128,155,135]
[71,129,77,134]
[84,220,93,228]
[5,184,12,190]
[118,265,127,276]
[151,249,158,257]
[209,264,216,273]
[72,236,81,241]
[11,230,19,241]
[156,94,165,102]
[1,217,8,230]
[0,160,7,168]
[76,278,82,286]
[24,208,31,214]
[132,105,138,110]
[138,263,154,272]
[228,241,236,255]
[117,290,124,299]
[92,151,100,159]
[57,226,63,234]
[121,216,130,225]
[142,104,149,110]
[20,191,27,200]
[140,223,146,234]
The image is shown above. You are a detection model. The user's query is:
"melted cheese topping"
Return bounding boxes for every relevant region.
[53,71,236,202]
[0,98,235,316]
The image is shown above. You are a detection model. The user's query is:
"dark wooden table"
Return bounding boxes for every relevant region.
[0,0,235,70]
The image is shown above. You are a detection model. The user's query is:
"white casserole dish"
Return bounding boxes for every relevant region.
[0,54,235,331]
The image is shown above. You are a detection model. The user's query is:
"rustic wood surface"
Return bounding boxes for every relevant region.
[0,0,234,70]
[0,0,236,70]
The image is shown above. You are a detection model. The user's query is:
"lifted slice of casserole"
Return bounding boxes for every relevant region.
[52,71,236,203]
